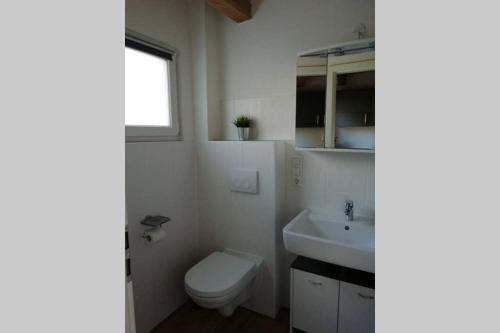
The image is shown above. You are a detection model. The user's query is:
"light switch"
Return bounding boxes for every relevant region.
[228,168,258,194]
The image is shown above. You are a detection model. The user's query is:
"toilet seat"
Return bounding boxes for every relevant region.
[185,251,256,299]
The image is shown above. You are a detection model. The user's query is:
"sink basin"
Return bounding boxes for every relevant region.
[283,209,374,273]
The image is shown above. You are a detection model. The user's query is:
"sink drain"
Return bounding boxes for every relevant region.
[344,225,350,230]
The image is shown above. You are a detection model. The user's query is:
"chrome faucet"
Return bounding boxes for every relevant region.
[344,200,354,222]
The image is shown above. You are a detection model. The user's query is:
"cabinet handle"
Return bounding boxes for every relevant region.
[307,279,323,286]
[357,292,374,300]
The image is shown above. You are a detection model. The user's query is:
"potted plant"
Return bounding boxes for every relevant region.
[232,115,251,141]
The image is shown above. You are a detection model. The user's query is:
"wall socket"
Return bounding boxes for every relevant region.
[290,156,303,187]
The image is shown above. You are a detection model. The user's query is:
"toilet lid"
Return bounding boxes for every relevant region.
[185,252,256,298]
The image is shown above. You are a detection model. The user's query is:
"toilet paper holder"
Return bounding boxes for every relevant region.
[140,215,170,243]
[140,215,170,228]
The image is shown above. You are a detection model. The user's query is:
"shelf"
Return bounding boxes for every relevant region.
[295,147,374,153]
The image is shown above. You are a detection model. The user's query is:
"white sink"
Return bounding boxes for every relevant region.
[283,209,374,273]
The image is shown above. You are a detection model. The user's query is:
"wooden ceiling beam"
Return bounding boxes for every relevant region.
[207,0,251,23]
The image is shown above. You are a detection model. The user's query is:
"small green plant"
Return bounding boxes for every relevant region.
[232,115,251,128]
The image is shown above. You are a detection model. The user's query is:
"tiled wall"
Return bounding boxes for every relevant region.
[279,141,375,305]
[126,142,198,333]
[196,140,375,310]
[221,95,295,141]
[197,141,285,317]
[285,144,375,219]
[209,0,376,308]
[126,1,197,331]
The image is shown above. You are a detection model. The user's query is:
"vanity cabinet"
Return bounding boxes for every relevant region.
[291,269,339,333]
[338,282,375,333]
[290,256,375,333]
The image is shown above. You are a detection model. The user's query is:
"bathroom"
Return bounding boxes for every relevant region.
[125,0,374,332]
[4,0,500,333]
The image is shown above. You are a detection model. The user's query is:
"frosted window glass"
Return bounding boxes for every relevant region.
[125,47,170,126]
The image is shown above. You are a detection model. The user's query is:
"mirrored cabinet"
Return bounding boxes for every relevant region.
[295,39,375,152]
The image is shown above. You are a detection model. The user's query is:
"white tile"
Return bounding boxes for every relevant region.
[284,142,375,218]
[259,95,295,140]
[221,99,237,140]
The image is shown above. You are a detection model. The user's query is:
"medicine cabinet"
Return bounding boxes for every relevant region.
[295,39,375,152]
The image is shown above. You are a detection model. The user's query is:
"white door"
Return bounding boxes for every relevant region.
[338,281,374,333]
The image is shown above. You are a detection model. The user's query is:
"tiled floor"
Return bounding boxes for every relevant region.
[151,301,290,333]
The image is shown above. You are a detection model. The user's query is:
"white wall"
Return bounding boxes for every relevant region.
[282,144,374,304]
[197,141,285,317]
[217,0,375,140]
[188,1,224,141]
[188,0,209,142]
[125,1,375,328]
[203,0,376,307]
[125,1,197,332]
[126,142,197,333]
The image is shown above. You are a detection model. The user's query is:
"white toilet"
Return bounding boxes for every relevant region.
[184,250,262,317]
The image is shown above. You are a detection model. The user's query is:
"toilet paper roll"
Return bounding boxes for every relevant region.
[143,228,166,245]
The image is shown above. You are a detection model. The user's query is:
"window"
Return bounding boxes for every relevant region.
[125,31,180,141]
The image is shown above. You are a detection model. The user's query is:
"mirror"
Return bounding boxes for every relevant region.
[294,57,327,148]
[334,70,375,149]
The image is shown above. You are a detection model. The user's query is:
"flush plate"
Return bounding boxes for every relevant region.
[227,168,258,194]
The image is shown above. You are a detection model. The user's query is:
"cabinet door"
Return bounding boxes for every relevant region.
[338,281,375,333]
[295,71,327,148]
[325,56,375,149]
[292,269,339,333]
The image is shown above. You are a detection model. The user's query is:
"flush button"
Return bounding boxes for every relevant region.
[228,168,258,194]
